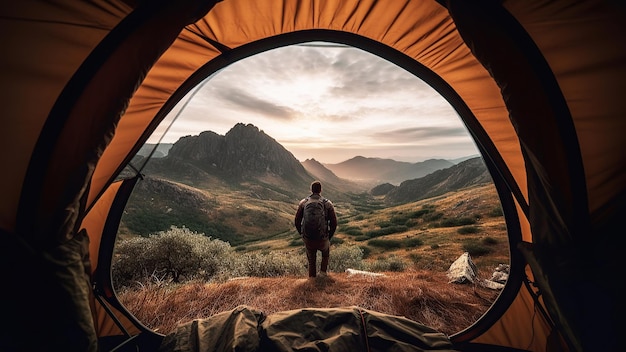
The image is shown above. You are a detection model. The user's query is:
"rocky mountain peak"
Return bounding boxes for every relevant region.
[165,123,308,181]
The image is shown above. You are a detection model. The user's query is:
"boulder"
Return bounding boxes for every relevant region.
[447,252,478,284]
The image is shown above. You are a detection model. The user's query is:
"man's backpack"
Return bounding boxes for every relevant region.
[301,196,328,240]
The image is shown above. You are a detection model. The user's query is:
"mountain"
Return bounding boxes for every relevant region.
[124,124,492,244]
[301,158,367,193]
[448,154,480,164]
[324,156,454,186]
[383,157,492,204]
[144,123,313,194]
[136,143,174,158]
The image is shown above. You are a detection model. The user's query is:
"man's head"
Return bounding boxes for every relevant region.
[311,181,322,194]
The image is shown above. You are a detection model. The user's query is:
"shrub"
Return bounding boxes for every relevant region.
[438,217,477,227]
[462,240,492,257]
[342,226,363,236]
[368,239,404,249]
[329,244,365,272]
[367,255,407,272]
[330,236,344,245]
[377,221,393,228]
[112,226,234,287]
[235,251,305,277]
[458,226,480,234]
[364,225,408,239]
[410,208,432,219]
[404,237,423,247]
[482,237,498,245]
[488,207,504,217]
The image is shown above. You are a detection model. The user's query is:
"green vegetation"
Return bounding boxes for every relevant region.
[462,239,493,257]
[458,226,480,234]
[367,237,423,249]
[113,226,370,288]
[436,216,478,227]
[116,183,509,285]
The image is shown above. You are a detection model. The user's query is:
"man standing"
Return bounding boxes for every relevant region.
[294,180,338,279]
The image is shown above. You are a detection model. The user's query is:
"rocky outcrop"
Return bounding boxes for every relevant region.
[167,123,307,180]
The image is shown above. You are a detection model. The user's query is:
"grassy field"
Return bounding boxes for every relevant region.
[118,271,500,337]
[238,183,508,274]
[117,183,509,337]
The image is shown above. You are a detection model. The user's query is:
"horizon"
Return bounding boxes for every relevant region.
[142,132,479,165]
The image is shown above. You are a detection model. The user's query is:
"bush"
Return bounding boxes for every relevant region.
[482,237,498,245]
[409,208,432,219]
[342,226,363,236]
[330,236,344,245]
[112,226,234,287]
[404,237,423,247]
[488,207,503,217]
[462,240,492,257]
[113,230,366,284]
[438,217,477,227]
[367,255,407,272]
[235,251,305,277]
[364,225,408,239]
[329,245,365,272]
[458,226,480,234]
[368,239,403,249]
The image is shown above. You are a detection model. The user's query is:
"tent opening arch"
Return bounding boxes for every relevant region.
[93,30,527,346]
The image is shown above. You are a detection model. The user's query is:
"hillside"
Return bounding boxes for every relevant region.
[122,124,499,254]
[383,157,492,204]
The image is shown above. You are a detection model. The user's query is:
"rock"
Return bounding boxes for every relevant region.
[345,268,385,277]
[447,252,478,284]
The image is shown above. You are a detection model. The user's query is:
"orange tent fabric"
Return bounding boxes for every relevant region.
[1,0,624,351]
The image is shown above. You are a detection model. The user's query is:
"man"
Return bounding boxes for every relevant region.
[294,180,338,279]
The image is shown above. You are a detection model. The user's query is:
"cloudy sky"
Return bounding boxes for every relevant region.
[151,43,479,164]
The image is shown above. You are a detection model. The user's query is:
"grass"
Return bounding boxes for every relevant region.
[117,183,509,339]
[118,271,499,337]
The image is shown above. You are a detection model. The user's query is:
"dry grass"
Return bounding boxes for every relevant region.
[118,270,499,337]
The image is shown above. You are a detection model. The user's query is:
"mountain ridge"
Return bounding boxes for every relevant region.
[122,123,492,243]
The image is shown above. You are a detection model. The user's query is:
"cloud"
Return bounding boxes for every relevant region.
[152,42,479,163]
[213,87,296,120]
[370,126,469,142]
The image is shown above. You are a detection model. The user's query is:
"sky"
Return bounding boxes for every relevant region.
[150,43,479,164]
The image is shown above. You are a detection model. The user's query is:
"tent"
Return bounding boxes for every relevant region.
[1,0,624,351]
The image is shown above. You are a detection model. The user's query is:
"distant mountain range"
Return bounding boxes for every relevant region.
[323,156,455,186]
[123,123,492,240]
[138,124,479,188]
